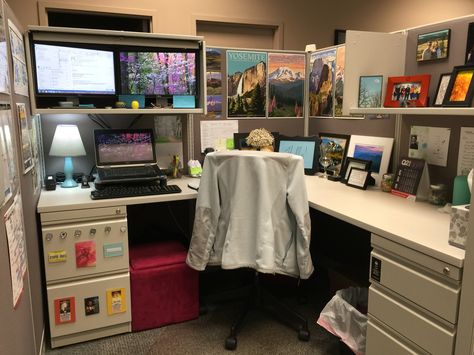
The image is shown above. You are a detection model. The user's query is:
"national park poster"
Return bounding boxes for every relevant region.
[206,48,222,117]
[309,48,336,117]
[268,53,305,118]
[227,50,267,118]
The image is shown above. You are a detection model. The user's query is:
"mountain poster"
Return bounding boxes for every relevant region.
[309,48,336,117]
[268,53,305,118]
[227,50,267,118]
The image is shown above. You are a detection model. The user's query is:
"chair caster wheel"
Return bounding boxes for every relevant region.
[298,328,310,341]
[225,336,237,350]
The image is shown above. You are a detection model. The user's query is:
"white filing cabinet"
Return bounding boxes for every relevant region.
[40,205,131,348]
[367,233,462,355]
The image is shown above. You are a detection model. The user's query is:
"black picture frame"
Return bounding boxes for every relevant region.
[416,28,450,62]
[233,132,279,150]
[465,22,474,64]
[276,135,320,175]
[432,72,452,106]
[340,157,372,183]
[334,29,346,45]
[346,167,370,190]
[442,65,474,107]
[318,132,351,176]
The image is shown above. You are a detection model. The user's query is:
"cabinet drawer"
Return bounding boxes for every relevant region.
[47,272,131,339]
[366,317,428,355]
[43,218,129,282]
[370,250,459,323]
[368,285,455,355]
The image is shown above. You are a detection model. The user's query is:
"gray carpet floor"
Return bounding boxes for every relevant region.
[45,298,343,355]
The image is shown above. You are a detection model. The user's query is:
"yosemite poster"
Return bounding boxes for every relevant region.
[268,53,305,118]
[309,48,336,117]
[227,50,267,118]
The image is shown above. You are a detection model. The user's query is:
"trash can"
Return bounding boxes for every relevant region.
[317,287,368,355]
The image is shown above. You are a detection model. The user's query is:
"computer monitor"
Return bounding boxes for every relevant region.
[119,51,197,96]
[94,129,156,166]
[276,135,320,175]
[33,43,116,95]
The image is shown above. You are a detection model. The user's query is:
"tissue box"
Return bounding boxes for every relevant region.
[449,204,470,249]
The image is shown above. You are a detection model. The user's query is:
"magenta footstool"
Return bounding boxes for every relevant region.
[129,241,199,332]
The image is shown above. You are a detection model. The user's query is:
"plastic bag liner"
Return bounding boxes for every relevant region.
[317,287,368,355]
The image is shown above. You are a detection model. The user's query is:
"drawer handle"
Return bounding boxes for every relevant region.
[115,208,121,215]
[443,266,450,275]
[45,233,53,241]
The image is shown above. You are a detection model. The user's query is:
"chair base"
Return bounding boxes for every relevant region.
[224,272,310,351]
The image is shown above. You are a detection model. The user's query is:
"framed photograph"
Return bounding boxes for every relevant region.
[416,29,450,62]
[465,22,474,64]
[318,132,351,175]
[234,132,279,150]
[346,167,371,190]
[358,75,383,108]
[340,157,372,183]
[346,135,394,187]
[442,65,474,107]
[276,135,320,175]
[334,29,346,45]
[433,72,452,106]
[384,75,431,107]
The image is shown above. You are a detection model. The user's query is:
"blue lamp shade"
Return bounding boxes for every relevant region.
[49,125,86,188]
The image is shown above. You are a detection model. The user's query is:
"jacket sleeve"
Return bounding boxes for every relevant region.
[186,154,221,271]
[286,156,314,279]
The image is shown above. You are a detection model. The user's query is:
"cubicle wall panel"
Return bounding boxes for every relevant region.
[42,218,129,282]
[47,272,131,339]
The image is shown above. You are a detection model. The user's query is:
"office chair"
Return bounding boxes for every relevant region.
[186,150,314,350]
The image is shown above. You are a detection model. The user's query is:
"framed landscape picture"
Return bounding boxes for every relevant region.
[318,132,350,175]
[346,135,394,186]
[358,75,383,108]
[384,75,431,107]
[433,72,452,106]
[416,29,450,62]
[442,65,474,107]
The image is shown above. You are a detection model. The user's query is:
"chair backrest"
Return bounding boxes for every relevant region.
[186,150,314,280]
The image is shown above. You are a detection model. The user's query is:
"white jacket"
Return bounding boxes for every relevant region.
[186,150,314,279]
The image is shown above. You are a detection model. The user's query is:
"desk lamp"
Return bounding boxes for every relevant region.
[49,124,86,188]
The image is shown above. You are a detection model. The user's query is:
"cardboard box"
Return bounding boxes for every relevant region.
[449,204,470,249]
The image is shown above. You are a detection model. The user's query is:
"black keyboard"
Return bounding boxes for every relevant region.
[98,166,160,180]
[90,183,181,200]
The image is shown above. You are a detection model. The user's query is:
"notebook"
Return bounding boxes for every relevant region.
[94,128,163,184]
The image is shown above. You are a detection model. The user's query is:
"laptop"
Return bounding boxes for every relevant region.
[94,128,163,184]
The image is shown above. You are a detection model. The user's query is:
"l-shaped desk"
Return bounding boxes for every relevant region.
[37,176,465,353]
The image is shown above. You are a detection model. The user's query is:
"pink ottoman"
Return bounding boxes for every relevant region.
[129,241,199,332]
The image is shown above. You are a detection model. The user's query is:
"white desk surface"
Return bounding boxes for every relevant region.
[36,174,465,268]
[306,176,465,268]
[37,176,200,214]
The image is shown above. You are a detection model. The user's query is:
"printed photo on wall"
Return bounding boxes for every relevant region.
[267,52,305,118]
[16,103,33,174]
[84,296,100,316]
[416,29,450,62]
[309,48,336,117]
[227,50,267,118]
[54,297,76,324]
[0,2,10,94]
[334,46,345,117]
[107,288,126,314]
[206,48,222,118]
[75,240,96,268]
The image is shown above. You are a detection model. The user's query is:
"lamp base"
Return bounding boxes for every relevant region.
[61,178,78,188]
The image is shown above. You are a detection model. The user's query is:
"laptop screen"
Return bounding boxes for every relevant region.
[94,129,156,166]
